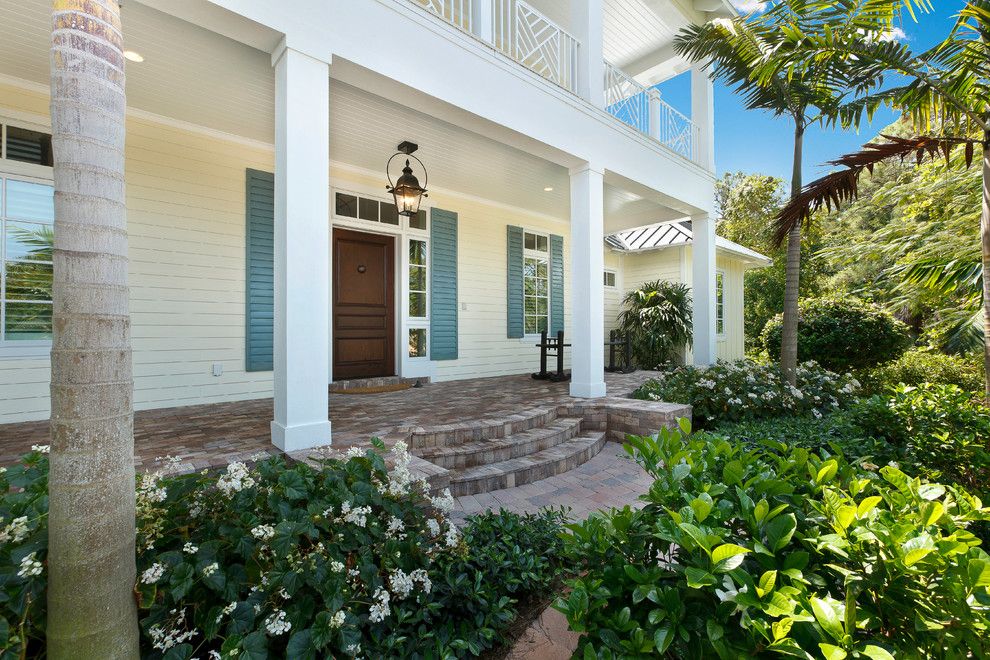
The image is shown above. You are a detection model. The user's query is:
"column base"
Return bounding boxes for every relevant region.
[271,420,332,452]
[570,381,607,398]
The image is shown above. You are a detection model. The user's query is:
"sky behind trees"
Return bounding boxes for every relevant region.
[658,1,966,188]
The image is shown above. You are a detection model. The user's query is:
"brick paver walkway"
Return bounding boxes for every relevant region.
[0,371,661,471]
[451,442,652,523]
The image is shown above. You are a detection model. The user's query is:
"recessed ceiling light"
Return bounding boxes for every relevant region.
[123,50,144,63]
[543,186,554,192]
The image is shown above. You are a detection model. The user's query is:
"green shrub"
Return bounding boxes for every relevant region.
[859,348,984,395]
[556,423,990,658]
[851,384,990,498]
[618,280,693,368]
[762,297,912,371]
[633,359,860,429]
[1,443,568,659]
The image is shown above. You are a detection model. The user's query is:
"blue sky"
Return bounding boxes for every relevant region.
[657,1,965,187]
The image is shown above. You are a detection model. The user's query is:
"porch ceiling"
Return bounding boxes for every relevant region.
[0,0,684,228]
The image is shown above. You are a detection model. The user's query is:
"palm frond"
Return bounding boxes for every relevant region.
[773,134,980,246]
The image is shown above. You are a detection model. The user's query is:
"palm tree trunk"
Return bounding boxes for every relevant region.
[47,1,139,657]
[780,120,805,385]
[982,130,990,401]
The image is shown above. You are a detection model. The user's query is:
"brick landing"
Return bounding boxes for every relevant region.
[0,371,675,472]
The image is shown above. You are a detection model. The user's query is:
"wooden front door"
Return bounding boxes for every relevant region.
[332,228,395,379]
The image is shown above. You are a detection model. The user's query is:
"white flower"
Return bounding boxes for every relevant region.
[137,472,167,505]
[30,444,50,454]
[183,542,198,554]
[812,409,823,419]
[369,587,390,622]
[389,569,415,599]
[444,522,460,548]
[382,441,413,497]
[141,563,167,584]
[426,519,441,536]
[386,516,406,540]
[340,501,371,528]
[0,516,30,544]
[216,601,237,623]
[148,609,197,651]
[217,462,256,497]
[265,610,292,636]
[17,552,43,578]
[411,568,432,594]
[330,560,345,573]
[430,489,455,514]
[202,562,219,578]
[330,610,346,628]
[346,644,361,656]
[251,524,276,541]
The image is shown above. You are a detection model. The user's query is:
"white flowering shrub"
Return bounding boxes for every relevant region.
[1,440,568,658]
[0,449,47,658]
[634,359,860,428]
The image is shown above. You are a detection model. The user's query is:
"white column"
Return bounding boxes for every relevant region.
[691,213,717,365]
[691,62,715,171]
[569,164,607,398]
[271,42,332,451]
[647,88,662,142]
[472,0,494,43]
[570,0,605,108]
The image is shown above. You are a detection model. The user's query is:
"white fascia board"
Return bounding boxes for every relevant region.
[188,0,715,215]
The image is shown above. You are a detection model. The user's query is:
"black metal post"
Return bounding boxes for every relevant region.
[555,330,565,378]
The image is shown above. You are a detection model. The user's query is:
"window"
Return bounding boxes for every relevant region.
[716,271,725,335]
[604,270,616,288]
[333,190,413,228]
[2,176,55,343]
[523,230,549,335]
[409,240,427,318]
[408,328,427,358]
[2,125,53,166]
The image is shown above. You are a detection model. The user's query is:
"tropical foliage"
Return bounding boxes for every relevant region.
[859,348,985,395]
[761,296,913,371]
[1,444,568,659]
[556,423,990,659]
[633,359,860,428]
[617,280,693,369]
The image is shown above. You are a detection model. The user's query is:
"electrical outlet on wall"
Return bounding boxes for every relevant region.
[212,363,223,377]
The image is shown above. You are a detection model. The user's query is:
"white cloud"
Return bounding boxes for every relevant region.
[732,0,767,12]
[879,26,908,42]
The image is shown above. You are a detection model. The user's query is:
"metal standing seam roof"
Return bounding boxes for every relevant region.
[605,221,772,267]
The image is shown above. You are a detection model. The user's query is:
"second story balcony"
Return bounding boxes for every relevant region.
[407,0,732,169]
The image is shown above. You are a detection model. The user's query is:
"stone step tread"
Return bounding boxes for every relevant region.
[409,406,559,449]
[450,432,605,486]
[418,417,583,459]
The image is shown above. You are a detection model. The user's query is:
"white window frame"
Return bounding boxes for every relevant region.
[1,119,56,359]
[715,269,725,337]
[522,229,551,338]
[330,182,434,379]
[603,269,617,288]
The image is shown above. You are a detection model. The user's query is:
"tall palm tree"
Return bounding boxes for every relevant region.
[47,0,139,656]
[774,1,990,395]
[674,0,927,384]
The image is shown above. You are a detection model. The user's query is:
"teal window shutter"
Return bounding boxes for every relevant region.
[430,208,458,360]
[506,225,524,338]
[550,234,564,334]
[245,169,274,372]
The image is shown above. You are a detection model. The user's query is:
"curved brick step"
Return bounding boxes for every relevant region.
[409,406,559,451]
[449,432,606,496]
[418,417,584,469]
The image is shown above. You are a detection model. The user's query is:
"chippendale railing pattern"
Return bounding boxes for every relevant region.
[604,60,702,165]
[493,0,578,93]
[409,0,473,32]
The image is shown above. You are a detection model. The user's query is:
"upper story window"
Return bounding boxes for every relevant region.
[716,271,725,336]
[2,125,53,167]
[523,230,549,335]
[603,270,616,288]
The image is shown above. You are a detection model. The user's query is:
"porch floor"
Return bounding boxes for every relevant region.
[0,371,659,472]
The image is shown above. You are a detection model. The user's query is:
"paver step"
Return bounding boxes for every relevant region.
[417,417,584,469]
[409,406,559,450]
[449,432,606,496]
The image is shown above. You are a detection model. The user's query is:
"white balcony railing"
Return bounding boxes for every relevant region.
[408,0,473,32]
[605,60,703,166]
[492,0,578,93]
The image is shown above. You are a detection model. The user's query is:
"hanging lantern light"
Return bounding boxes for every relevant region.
[386,141,428,217]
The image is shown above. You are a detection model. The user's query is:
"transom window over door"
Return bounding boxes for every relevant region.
[523,230,549,335]
[1,175,54,344]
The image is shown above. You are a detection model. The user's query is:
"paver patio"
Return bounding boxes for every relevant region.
[0,371,663,471]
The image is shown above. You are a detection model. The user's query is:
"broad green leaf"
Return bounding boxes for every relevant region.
[860,645,896,660]
[672,463,691,482]
[918,484,946,501]
[857,496,882,518]
[685,567,716,588]
[766,513,797,552]
[819,643,847,660]
[816,460,838,484]
[690,494,714,523]
[880,466,910,492]
[902,534,936,566]
[654,627,674,654]
[811,597,843,641]
[678,522,712,554]
[706,619,724,642]
[758,570,777,598]
[921,501,945,527]
[723,460,745,486]
[712,543,751,565]
[834,505,856,532]
[968,559,990,587]
[771,617,792,641]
